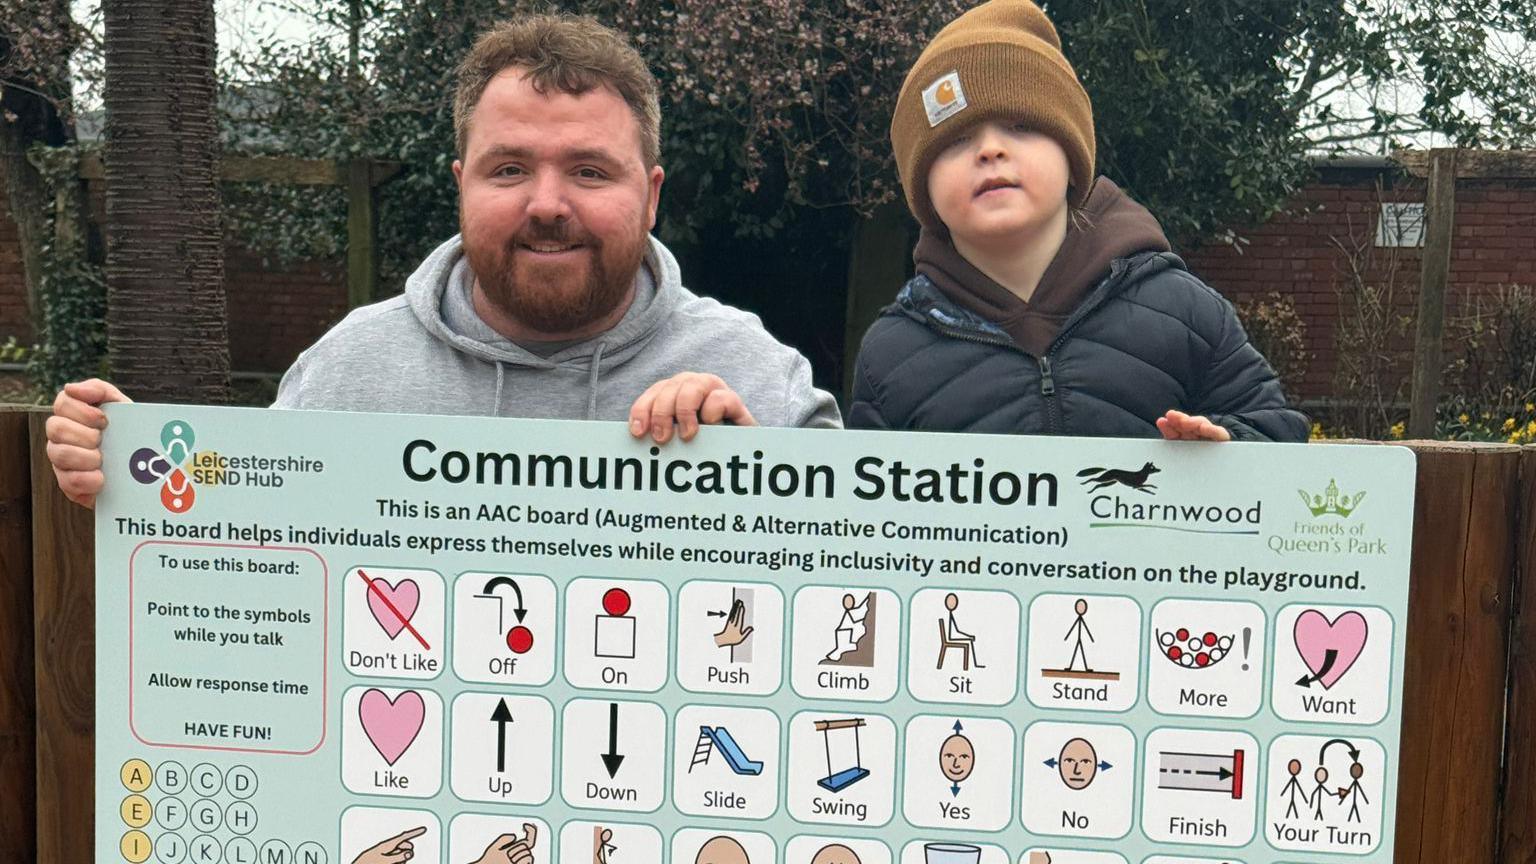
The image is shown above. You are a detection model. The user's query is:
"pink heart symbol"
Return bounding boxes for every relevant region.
[358,689,425,766]
[1293,610,1369,690]
[366,577,420,640]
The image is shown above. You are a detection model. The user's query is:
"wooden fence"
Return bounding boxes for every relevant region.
[1,405,1533,862]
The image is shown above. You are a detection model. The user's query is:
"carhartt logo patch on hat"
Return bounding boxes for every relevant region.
[922,71,968,127]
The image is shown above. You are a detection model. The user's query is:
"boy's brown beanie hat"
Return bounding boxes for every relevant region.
[891,0,1095,231]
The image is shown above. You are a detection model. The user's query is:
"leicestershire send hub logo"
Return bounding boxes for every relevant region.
[128,419,325,514]
[129,420,198,513]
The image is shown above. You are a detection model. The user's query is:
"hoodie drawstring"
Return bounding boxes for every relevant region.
[493,361,505,415]
[586,341,607,420]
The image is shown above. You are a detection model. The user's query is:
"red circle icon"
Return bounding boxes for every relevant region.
[602,587,631,617]
[506,626,534,654]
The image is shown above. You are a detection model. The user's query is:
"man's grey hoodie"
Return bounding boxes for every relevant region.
[273,234,842,428]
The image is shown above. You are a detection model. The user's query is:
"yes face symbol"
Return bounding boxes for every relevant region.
[939,734,975,785]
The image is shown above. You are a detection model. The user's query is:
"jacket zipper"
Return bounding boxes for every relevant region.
[911,254,1148,434]
[1035,259,1140,432]
[924,320,1065,432]
[1038,356,1059,432]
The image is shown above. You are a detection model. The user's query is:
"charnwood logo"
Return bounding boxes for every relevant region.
[1077,462,1160,493]
[1080,461,1263,536]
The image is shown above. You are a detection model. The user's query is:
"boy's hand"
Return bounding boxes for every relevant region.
[1156,409,1231,442]
[628,372,756,444]
[46,378,132,509]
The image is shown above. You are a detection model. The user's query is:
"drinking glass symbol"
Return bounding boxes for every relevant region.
[595,588,637,659]
[924,844,981,864]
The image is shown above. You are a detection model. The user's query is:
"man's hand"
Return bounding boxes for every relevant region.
[351,826,425,864]
[629,372,756,444]
[46,379,132,509]
[470,824,538,864]
[1156,409,1231,442]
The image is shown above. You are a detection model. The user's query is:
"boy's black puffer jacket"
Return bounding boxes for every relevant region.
[849,251,1309,441]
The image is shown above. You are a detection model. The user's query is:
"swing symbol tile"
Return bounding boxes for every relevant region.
[787,711,896,828]
[814,719,871,792]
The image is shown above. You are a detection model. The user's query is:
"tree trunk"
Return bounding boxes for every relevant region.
[102,0,229,403]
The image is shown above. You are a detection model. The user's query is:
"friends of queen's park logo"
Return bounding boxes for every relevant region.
[129,420,197,513]
[1297,479,1366,518]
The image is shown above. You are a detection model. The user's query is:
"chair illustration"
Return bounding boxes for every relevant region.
[937,618,973,671]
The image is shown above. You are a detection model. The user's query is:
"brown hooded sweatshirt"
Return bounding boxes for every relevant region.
[914,176,1172,357]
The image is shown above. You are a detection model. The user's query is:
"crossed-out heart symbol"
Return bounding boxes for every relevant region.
[358,688,426,766]
[365,576,421,640]
[1293,609,1369,689]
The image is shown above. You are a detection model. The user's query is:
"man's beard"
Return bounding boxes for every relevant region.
[463,217,646,334]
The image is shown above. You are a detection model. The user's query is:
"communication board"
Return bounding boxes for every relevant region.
[96,404,1415,864]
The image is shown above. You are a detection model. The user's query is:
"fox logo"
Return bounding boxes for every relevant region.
[1077,462,1161,494]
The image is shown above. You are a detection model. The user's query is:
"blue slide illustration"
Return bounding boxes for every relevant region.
[700,726,764,776]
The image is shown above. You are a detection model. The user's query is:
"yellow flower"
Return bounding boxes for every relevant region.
[1458,413,1470,424]
[1504,417,1517,432]
[1389,422,1405,439]
[1526,402,1535,413]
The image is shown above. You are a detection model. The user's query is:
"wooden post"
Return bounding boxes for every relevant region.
[346,160,380,309]
[1393,441,1520,864]
[79,152,400,310]
[0,410,36,861]
[28,413,94,864]
[1502,445,1536,862]
[1407,149,1459,438]
[842,202,913,404]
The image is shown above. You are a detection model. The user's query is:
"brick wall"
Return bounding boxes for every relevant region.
[4,162,1536,395]
[223,249,347,373]
[0,179,348,374]
[0,188,29,345]
[1183,167,1536,401]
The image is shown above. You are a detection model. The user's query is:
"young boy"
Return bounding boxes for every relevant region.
[850,0,1307,442]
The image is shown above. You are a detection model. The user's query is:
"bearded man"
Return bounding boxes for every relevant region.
[47,13,839,508]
